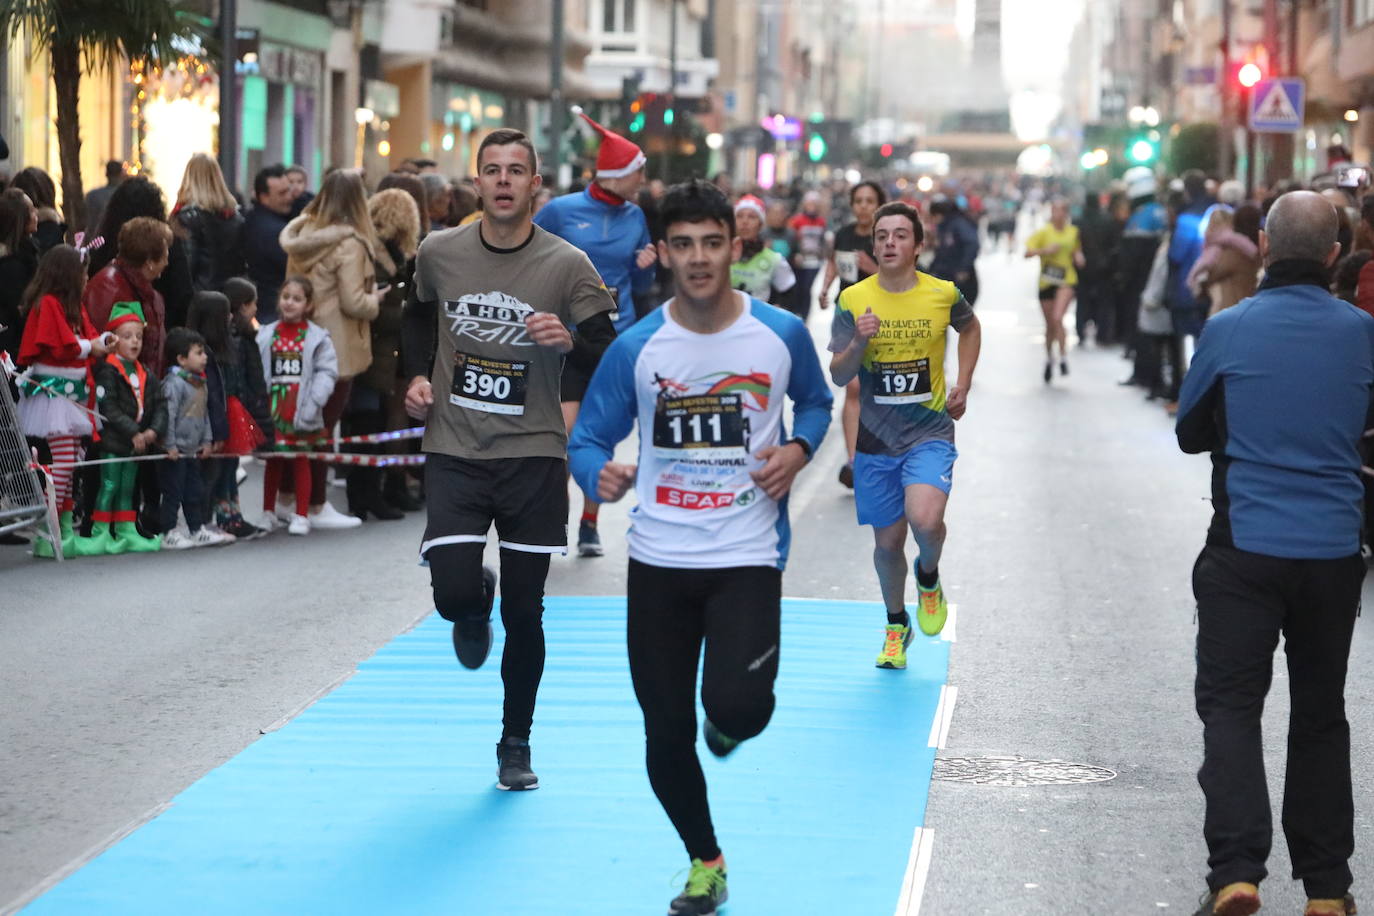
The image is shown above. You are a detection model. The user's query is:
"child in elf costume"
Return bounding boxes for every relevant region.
[16,244,110,558]
[90,301,166,554]
[255,275,337,536]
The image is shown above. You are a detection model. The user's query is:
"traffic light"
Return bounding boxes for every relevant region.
[663,106,674,127]
[1127,131,1160,165]
[1238,62,1263,89]
[807,131,827,162]
[880,142,894,158]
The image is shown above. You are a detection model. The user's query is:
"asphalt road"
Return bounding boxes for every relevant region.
[3,251,1372,915]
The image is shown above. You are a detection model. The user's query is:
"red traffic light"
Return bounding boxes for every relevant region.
[1238,63,1263,88]
[880,143,894,158]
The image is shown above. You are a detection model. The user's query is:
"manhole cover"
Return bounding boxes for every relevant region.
[933,755,1117,787]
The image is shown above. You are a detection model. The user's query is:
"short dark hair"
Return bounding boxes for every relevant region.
[281,273,315,303]
[1182,169,1208,201]
[850,181,886,206]
[105,160,125,183]
[659,179,735,237]
[116,216,172,266]
[476,129,539,172]
[411,158,438,170]
[253,164,288,199]
[1361,194,1374,231]
[165,326,206,364]
[873,201,925,244]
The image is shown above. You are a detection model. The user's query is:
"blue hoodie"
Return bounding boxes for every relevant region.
[534,187,654,333]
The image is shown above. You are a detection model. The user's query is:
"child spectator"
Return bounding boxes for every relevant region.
[188,289,265,540]
[159,327,232,549]
[91,301,166,553]
[15,244,109,558]
[225,277,272,436]
[255,275,338,536]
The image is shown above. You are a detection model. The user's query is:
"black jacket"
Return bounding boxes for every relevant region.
[227,331,272,440]
[94,358,168,456]
[0,241,37,359]
[242,206,290,323]
[176,205,246,293]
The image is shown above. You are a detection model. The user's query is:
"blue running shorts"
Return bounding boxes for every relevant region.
[853,440,958,528]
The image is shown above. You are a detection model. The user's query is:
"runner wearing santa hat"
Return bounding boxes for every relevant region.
[729,194,796,307]
[534,108,658,558]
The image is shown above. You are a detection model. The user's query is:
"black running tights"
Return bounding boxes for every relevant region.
[627,559,782,861]
[428,542,551,741]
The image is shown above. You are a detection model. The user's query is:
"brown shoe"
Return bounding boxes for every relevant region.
[1194,882,1260,916]
[1305,894,1357,916]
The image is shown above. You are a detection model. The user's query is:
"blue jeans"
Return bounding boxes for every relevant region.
[158,457,206,533]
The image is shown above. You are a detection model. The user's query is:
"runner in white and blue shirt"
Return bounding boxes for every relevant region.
[568,179,831,916]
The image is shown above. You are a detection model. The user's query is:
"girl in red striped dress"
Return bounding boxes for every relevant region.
[16,245,111,557]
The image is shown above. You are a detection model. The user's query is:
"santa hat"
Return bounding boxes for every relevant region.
[105,301,146,332]
[734,194,766,221]
[572,106,646,179]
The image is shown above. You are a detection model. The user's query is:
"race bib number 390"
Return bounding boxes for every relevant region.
[450,352,529,415]
[652,394,748,459]
[873,358,932,405]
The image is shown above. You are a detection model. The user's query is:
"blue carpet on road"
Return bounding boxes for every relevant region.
[24,597,948,915]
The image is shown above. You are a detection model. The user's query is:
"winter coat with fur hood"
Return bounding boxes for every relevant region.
[363,189,421,395]
[279,215,381,380]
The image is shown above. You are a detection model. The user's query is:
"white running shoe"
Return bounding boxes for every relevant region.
[189,527,234,548]
[161,530,194,550]
[275,497,295,522]
[256,512,283,533]
[310,501,362,530]
[203,523,237,544]
[287,514,311,536]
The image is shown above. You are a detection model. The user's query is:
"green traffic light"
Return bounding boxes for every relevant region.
[1129,138,1157,163]
[808,133,827,162]
[663,107,675,126]
[630,113,645,133]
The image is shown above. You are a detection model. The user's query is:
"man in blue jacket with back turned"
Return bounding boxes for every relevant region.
[535,108,657,558]
[1177,190,1373,916]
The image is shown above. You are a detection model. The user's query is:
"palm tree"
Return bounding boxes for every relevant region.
[0,0,205,232]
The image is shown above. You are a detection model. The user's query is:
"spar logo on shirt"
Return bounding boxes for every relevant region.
[443,291,534,347]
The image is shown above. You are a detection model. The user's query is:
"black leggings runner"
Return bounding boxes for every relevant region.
[428,542,552,741]
[627,559,782,862]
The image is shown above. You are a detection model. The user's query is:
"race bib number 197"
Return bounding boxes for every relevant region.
[652,394,748,459]
[873,358,932,405]
[450,352,528,415]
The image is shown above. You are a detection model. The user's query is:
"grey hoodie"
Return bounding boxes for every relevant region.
[255,319,338,432]
[161,368,214,454]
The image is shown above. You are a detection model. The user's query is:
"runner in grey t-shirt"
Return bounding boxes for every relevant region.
[400,129,616,792]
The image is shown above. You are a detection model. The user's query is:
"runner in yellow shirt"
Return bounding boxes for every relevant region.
[1025,199,1085,383]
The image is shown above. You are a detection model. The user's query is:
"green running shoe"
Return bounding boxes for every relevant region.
[669,859,728,916]
[876,619,914,669]
[703,719,739,758]
[916,580,948,636]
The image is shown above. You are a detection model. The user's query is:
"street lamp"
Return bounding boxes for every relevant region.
[1345,109,1360,123]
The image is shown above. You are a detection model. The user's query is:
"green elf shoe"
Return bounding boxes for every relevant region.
[113,521,161,553]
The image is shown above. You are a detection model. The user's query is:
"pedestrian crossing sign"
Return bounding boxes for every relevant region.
[1249,78,1305,133]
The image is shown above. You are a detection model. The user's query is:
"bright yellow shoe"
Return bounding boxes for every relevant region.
[876,622,913,669]
[916,581,948,636]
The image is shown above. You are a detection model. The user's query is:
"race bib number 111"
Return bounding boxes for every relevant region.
[653,394,748,459]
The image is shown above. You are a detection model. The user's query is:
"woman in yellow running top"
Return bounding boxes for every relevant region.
[1025,199,1085,383]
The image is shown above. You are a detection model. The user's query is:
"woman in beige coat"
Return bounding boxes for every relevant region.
[278,170,383,528]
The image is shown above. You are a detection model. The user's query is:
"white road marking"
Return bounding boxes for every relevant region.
[927,685,958,749]
[894,827,936,915]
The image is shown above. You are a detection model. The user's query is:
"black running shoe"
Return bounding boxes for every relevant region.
[1060,360,1069,377]
[838,462,854,489]
[703,719,740,758]
[451,567,497,670]
[577,519,604,557]
[1043,363,1053,383]
[669,860,728,915]
[496,736,539,791]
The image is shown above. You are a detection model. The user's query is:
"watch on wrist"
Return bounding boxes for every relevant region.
[788,437,813,460]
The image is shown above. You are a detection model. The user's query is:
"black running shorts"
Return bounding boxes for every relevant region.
[420,453,569,557]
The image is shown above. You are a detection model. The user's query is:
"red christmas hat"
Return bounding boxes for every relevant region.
[572,106,646,178]
[734,194,766,221]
